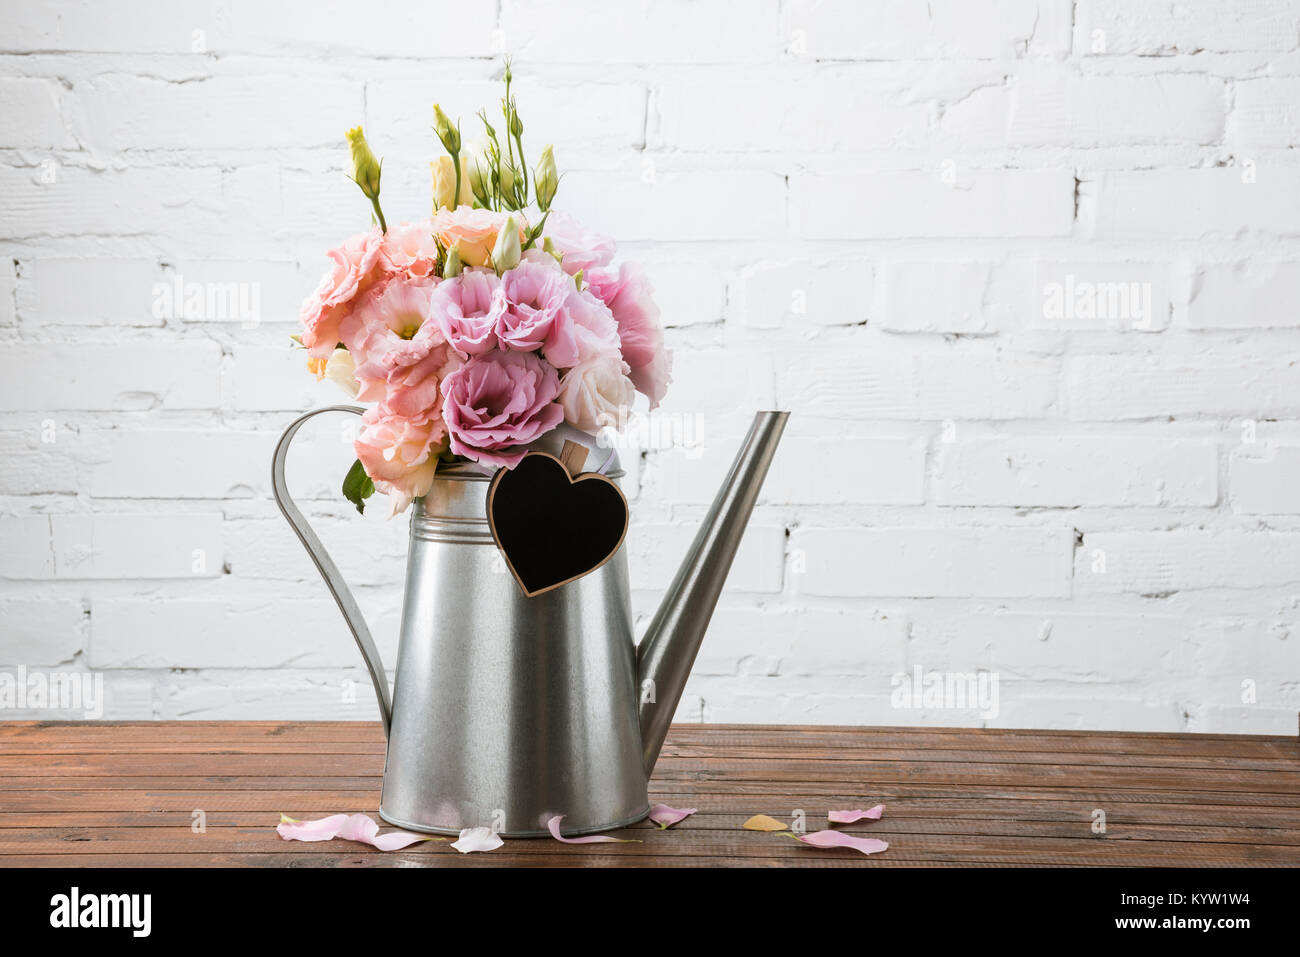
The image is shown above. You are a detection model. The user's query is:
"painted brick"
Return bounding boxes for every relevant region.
[792,527,1074,598]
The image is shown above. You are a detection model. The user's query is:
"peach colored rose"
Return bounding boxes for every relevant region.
[381,222,442,279]
[431,207,528,269]
[354,406,446,516]
[300,229,386,357]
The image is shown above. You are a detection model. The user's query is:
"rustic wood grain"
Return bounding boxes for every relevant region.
[0,721,1297,867]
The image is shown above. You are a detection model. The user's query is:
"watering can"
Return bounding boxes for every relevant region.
[272,408,788,836]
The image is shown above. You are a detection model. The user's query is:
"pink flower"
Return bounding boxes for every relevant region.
[586,263,671,408]
[431,207,528,269]
[337,275,430,382]
[440,351,564,468]
[354,406,445,515]
[299,229,386,357]
[495,259,582,356]
[380,222,441,279]
[429,269,504,358]
[543,211,616,276]
[558,354,635,432]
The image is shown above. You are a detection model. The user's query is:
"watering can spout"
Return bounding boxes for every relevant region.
[636,410,789,777]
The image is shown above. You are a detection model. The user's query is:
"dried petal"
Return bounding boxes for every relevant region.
[743,814,789,832]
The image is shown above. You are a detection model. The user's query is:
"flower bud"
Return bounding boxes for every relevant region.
[534,145,557,211]
[323,349,361,398]
[499,160,516,200]
[491,214,522,273]
[346,126,382,199]
[443,242,464,278]
[431,156,473,213]
[432,104,461,155]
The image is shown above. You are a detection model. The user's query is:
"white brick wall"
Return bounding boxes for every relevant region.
[1,0,1298,734]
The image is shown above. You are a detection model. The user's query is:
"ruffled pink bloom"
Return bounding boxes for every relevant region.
[429,269,504,358]
[340,277,462,421]
[586,263,671,408]
[543,211,616,276]
[381,221,442,279]
[496,259,583,356]
[299,229,386,357]
[354,406,445,515]
[440,350,564,468]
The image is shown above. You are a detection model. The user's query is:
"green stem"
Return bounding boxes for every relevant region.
[451,147,462,211]
[369,194,388,233]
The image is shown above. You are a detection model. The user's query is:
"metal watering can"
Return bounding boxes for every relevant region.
[272,408,788,836]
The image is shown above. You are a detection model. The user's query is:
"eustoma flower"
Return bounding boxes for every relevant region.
[298,74,672,514]
[354,407,445,516]
[431,207,528,269]
[440,350,564,468]
[299,229,386,357]
[586,263,671,408]
[429,268,504,357]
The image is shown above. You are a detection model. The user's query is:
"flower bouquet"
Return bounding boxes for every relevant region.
[296,66,670,515]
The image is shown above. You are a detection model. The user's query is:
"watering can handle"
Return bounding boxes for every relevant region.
[271,405,393,737]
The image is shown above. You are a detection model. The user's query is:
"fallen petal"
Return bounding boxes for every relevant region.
[791,829,889,856]
[276,812,438,851]
[828,805,885,824]
[450,827,504,854]
[547,815,641,844]
[648,804,697,829]
[276,813,350,842]
[743,814,789,831]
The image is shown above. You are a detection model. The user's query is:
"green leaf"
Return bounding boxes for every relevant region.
[342,458,375,515]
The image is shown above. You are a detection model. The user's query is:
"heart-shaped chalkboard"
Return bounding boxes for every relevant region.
[486,451,630,598]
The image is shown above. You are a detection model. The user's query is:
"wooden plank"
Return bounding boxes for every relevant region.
[0,720,1297,867]
[4,721,1296,760]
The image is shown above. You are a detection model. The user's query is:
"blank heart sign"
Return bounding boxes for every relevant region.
[486,447,629,598]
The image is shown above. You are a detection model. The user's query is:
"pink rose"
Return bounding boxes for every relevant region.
[586,263,671,408]
[299,229,386,357]
[543,211,616,276]
[354,406,445,516]
[558,354,636,432]
[428,268,503,357]
[440,350,564,468]
[380,222,441,279]
[431,207,528,269]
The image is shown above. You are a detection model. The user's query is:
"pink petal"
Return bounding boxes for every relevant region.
[276,813,350,842]
[276,812,437,852]
[450,827,504,854]
[793,829,889,856]
[546,815,641,844]
[648,804,697,829]
[828,805,885,824]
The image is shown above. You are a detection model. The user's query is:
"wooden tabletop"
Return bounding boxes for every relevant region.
[1,721,1297,867]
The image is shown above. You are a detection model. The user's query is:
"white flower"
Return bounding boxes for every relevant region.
[558,354,635,432]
